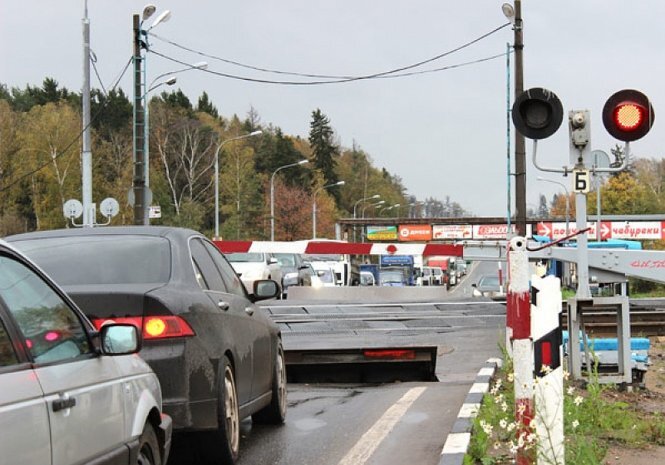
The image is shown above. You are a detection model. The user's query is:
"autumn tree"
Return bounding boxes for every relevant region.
[150,101,217,228]
[16,102,80,229]
[271,180,312,240]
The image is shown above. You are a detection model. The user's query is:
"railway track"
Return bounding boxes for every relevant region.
[562,301,665,337]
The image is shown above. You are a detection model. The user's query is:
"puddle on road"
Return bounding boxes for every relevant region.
[293,417,327,431]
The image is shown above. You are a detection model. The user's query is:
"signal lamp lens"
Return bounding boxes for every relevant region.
[614,102,644,131]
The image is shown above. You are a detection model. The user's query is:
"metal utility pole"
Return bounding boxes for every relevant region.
[132,14,147,225]
[81,1,93,227]
[513,0,526,236]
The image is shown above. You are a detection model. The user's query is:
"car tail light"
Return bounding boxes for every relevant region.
[363,349,416,360]
[92,316,195,340]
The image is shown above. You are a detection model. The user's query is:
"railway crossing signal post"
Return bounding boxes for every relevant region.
[513,88,655,385]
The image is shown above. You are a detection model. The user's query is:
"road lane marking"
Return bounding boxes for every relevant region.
[337,387,426,465]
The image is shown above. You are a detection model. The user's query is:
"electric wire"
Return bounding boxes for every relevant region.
[1,56,134,193]
[150,47,508,86]
[148,22,510,83]
[90,52,108,95]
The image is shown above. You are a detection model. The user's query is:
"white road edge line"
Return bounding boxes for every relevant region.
[337,387,427,465]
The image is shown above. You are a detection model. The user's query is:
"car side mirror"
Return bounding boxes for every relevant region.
[471,283,477,288]
[253,279,280,300]
[100,324,140,355]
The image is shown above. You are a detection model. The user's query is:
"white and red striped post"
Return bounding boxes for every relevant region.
[507,237,534,465]
[531,274,565,464]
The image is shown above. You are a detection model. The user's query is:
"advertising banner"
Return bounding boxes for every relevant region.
[473,224,532,239]
[398,224,433,241]
[366,225,398,241]
[432,224,473,240]
[536,221,664,241]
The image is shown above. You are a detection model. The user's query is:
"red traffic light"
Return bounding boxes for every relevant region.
[602,89,654,141]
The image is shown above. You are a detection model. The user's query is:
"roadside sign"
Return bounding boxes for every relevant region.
[573,169,591,193]
[149,205,161,219]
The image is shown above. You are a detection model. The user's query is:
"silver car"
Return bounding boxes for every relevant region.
[0,240,171,465]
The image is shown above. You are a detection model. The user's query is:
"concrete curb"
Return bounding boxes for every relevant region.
[438,358,503,465]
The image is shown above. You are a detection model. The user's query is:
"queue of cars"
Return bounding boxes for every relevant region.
[4,226,288,465]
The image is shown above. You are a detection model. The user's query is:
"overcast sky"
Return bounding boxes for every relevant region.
[1,1,664,217]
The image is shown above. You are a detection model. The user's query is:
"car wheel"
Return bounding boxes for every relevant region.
[137,423,161,465]
[252,344,287,424]
[201,356,240,464]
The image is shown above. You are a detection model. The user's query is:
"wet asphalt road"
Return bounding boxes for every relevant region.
[168,261,505,465]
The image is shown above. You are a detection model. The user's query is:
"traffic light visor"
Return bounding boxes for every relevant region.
[512,88,563,140]
[603,89,654,141]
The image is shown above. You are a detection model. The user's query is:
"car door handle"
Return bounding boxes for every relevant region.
[218,301,230,311]
[52,397,76,412]
[245,307,254,316]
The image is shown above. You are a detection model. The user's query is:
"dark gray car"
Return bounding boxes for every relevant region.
[7,226,287,465]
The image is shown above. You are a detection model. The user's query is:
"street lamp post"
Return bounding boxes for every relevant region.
[214,131,263,239]
[361,200,385,218]
[270,159,309,241]
[312,181,345,239]
[537,176,570,235]
[132,5,171,225]
[353,194,380,242]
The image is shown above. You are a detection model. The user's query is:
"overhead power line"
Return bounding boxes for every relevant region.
[148,22,510,83]
[150,49,509,85]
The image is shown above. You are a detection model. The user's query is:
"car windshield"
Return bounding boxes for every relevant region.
[226,252,264,263]
[11,236,171,285]
[380,271,404,284]
[274,253,296,267]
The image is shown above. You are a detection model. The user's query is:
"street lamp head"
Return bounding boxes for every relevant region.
[393,203,401,208]
[192,61,209,70]
[249,130,263,137]
[142,4,157,20]
[336,181,346,186]
[371,194,380,199]
[148,10,171,30]
[165,77,177,86]
[501,3,516,24]
[375,200,386,206]
[297,159,309,165]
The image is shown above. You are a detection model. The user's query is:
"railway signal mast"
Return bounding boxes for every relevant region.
[512,87,655,384]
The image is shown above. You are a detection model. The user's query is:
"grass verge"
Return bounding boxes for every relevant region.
[464,351,665,464]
